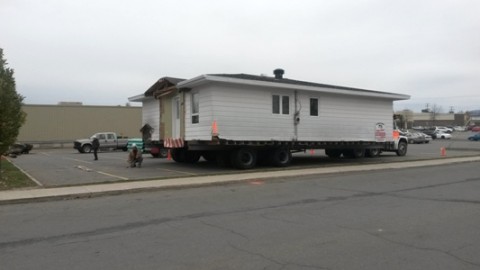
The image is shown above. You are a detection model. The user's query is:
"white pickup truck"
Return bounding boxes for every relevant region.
[74,132,129,153]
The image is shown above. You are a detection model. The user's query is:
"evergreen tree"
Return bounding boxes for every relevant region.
[0,48,26,155]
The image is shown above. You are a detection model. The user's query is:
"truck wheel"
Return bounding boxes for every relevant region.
[171,149,186,162]
[216,151,232,167]
[202,152,217,162]
[82,144,92,153]
[159,148,168,158]
[396,141,408,156]
[343,149,365,159]
[231,148,257,169]
[325,149,342,158]
[366,148,380,157]
[184,151,201,163]
[269,147,292,167]
[352,148,365,158]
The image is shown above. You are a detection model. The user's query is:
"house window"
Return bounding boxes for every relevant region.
[272,95,289,115]
[191,92,199,124]
[310,98,318,116]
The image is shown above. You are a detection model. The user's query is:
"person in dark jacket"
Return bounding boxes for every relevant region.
[92,136,100,160]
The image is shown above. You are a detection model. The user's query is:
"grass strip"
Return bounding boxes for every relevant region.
[0,157,36,190]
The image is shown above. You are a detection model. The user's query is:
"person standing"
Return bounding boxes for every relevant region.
[92,136,100,160]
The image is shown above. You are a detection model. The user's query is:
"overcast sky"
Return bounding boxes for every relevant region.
[1,0,479,112]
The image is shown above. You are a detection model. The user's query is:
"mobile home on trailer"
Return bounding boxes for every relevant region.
[130,69,410,169]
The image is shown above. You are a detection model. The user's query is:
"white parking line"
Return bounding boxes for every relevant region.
[158,168,198,176]
[97,171,129,180]
[63,157,93,164]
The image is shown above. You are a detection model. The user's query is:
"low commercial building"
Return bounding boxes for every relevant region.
[17,104,141,148]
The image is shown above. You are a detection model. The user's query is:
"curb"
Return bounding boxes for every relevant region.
[1,156,480,204]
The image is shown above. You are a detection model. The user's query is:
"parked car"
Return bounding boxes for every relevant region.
[422,130,437,139]
[435,126,453,133]
[471,126,480,132]
[468,133,480,141]
[435,131,452,139]
[406,131,428,144]
[6,143,33,156]
[422,133,432,143]
[74,132,129,153]
[453,126,466,131]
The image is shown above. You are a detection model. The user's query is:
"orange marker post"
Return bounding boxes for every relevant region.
[212,120,219,136]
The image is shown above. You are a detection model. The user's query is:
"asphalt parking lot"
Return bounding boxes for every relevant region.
[9,132,480,188]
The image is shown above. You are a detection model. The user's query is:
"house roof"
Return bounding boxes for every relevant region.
[177,73,410,101]
[144,77,185,96]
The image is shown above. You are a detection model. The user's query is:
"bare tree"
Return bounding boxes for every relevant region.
[430,104,443,126]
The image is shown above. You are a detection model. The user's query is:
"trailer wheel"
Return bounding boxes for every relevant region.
[396,141,408,156]
[366,148,380,157]
[231,148,257,169]
[325,149,342,158]
[82,144,92,153]
[270,147,292,167]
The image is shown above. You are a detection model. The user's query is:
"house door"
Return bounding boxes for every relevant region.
[172,96,181,138]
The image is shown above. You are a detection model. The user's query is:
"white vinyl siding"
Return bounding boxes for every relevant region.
[297,93,393,141]
[142,98,161,141]
[185,83,394,142]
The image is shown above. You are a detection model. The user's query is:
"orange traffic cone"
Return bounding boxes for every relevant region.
[212,120,219,136]
[441,147,446,157]
[167,149,172,160]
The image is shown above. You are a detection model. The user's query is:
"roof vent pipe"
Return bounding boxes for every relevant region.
[274,69,284,79]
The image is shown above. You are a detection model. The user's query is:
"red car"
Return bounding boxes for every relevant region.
[471,126,480,132]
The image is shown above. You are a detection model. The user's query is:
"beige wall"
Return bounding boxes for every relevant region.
[18,104,142,142]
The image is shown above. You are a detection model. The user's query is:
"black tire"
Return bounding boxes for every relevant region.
[171,149,186,162]
[269,147,292,167]
[352,148,365,158]
[216,151,232,167]
[82,144,92,153]
[159,148,168,158]
[366,148,380,157]
[343,148,365,159]
[396,141,408,156]
[230,148,257,169]
[184,151,201,163]
[202,152,217,162]
[325,149,342,158]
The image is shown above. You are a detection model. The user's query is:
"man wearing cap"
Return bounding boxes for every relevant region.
[128,143,143,168]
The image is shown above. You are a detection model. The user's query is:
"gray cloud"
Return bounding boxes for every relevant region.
[1,0,479,111]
